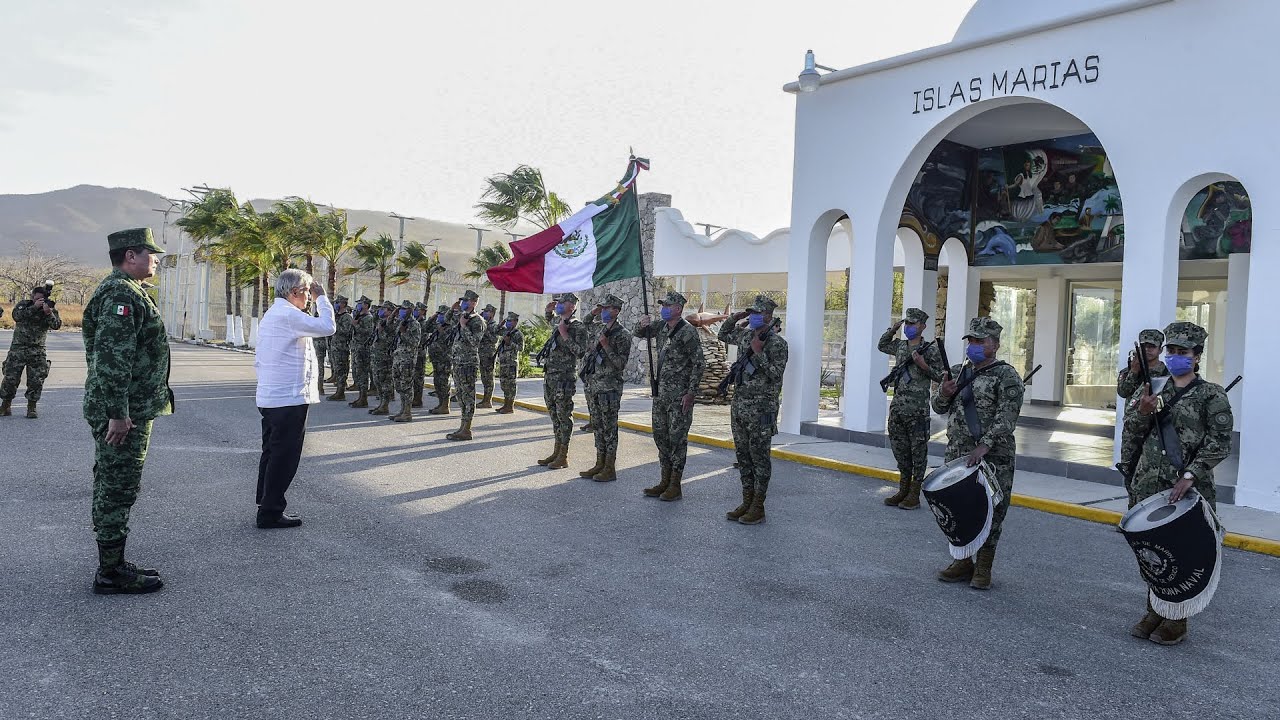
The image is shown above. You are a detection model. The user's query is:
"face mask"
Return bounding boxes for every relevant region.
[436,316,446,325]
[748,313,765,330]
[555,302,565,315]
[482,312,492,321]
[398,309,408,319]
[660,306,673,321]
[1165,353,1194,377]
[355,303,364,312]
[602,310,614,324]
[904,325,920,340]
[505,321,515,329]
[460,300,471,311]
[966,343,987,364]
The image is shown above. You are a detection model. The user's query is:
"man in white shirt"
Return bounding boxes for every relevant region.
[253,269,336,529]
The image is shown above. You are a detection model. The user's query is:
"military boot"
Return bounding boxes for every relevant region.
[659,471,683,501]
[496,395,515,414]
[579,452,606,478]
[477,390,493,409]
[969,547,996,590]
[391,400,413,423]
[547,442,570,469]
[369,396,391,415]
[324,373,335,383]
[1130,599,1163,639]
[0,397,11,416]
[25,401,38,419]
[1149,618,1188,646]
[643,465,671,498]
[429,395,451,415]
[538,443,563,466]
[412,387,423,408]
[937,557,975,583]
[93,540,163,595]
[446,419,473,440]
[883,478,909,507]
[727,487,755,521]
[348,390,369,409]
[738,490,766,524]
[592,453,617,482]
[327,386,347,401]
[899,479,922,510]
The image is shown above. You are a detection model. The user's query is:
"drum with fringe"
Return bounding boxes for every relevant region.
[921,457,1001,560]
[1120,488,1224,619]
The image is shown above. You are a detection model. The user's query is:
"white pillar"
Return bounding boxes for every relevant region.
[899,229,936,316]
[944,264,979,369]
[1030,276,1067,403]
[1235,206,1277,510]
[842,214,894,433]
[779,214,832,434]
[1223,252,1248,426]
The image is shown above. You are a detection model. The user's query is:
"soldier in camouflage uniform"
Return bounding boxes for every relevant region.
[538,292,588,468]
[578,294,632,482]
[368,301,397,415]
[719,295,788,523]
[446,290,486,440]
[635,290,704,501]
[412,302,430,407]
[82,228,173,595]
[878,307,946,509]
[477,303,500,409]
[1115,328,1170,501]
[1,285,63,419]
[314,330,328,395]
[389,300,422,422]
[427,304,454,415]
[325,295,353,401]
[931,317,1024,590]
[1124,321,1233,646]
[495,311,524,414]
[347,296,375,408]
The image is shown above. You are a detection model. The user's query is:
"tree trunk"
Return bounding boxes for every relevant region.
[378,269,386,303]
[223,265,233,310]
[499,289,507,320]
[233,268,242,316]
[423,274,433,304]
[252,276,262,319]
[305,253,314,276]
[327,262,337,298]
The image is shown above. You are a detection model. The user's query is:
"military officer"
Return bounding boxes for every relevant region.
[495,311,524,414]
[578,294,632,482]
[446,290,486,440]
[1,284,63,418]
[1125,321,1233,646]
[427,304,454,415]
[1116,328,1170,500]
[367,301,396,415]
[931,317,1023,590]
[877,308,946,509]
[347,296,375,408]
[476,303,500,409]
[537,293,588,468]
[389,300,422,422]
[412,302,430,407]
[326,295,353,401]
[634,290,704,501]
[82,228,173,595]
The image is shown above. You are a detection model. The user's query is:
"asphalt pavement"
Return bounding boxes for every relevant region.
[1,331,1278,720]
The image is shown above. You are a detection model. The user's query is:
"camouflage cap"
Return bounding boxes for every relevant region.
[558,292,580,305]
[904,307,929,324]
[334,294,349,304]
[414,302,429,310]
[1138,328,1165,347]
[962,316,1003,340]
[505,311,520,322]
[597,293,624,309]
[1163,321,1207,349]
[749,294,778,314]
[482,303,498,314]
[658,290,687,306]
[107,227,165,254]
[400,299,414,309]
[436,304,449,313]
[381,300,396,309]
[357,295,373,305]
[460,289,479,302]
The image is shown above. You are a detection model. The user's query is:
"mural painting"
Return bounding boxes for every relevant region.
[1180,182,1251,259]
[899,140,973,256]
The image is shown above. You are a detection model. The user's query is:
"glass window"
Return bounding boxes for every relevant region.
[1175,279,1227,384]
[1064,281,1122,409]
[989,284,1035,378]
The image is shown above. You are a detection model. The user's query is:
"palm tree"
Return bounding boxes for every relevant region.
[475,165,571,230]
[346,233,397,303]
[175,188,243,343]
[316,208,366,296]
[264,196,323,274]
[463,240,513,318]
[390,240,446,305]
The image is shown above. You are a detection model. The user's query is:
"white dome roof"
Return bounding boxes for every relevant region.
[953,0,1144,43]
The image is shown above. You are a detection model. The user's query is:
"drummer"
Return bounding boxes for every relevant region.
[1125,321,1233,646]
[931,317,1024,590]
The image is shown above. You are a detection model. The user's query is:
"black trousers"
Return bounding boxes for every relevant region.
[257,404,309,514]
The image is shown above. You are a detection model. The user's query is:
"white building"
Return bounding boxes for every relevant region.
[656,0,1276,511]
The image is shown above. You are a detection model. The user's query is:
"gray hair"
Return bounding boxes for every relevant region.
[274,268,313,299]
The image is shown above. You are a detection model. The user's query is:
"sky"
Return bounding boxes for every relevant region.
[0,0,976,234]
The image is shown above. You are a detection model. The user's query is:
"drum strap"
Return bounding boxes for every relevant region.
[957,362,1008,440]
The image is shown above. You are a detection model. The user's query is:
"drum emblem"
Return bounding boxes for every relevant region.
[1133,541,1178,584]
[931,503,956,535]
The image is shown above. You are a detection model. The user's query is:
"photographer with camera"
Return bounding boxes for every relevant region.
[1,283,63,419]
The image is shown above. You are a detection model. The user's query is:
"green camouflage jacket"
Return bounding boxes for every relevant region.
[450,311,486,368]
[635,318,704,398]
[583,320,633,394]
[931,361,1023,458]
[542,311,588,379]
[394,315,421,363]
[82,268,173,422]
[1116,361,1169,412]
[478,319,500,361]
[351,312,375,352]
[497,324,524,366]
[719,323,788,405]
[878,327,945,417]
[1124,377,1233,502]
[10,299,62,348]
[329,308,354,351]
[428,315,454,357]
[371,316,395,357]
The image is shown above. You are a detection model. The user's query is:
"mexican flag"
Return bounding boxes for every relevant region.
[486,158,648,293]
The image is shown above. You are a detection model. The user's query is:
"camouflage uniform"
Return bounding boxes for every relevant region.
[447,290,487,440]
[326,296,353,398]
[348,297,375,407]
[539,293,588,467]
[314,333,328,387]
[635,290,705,499]
[82,228,173,594]
[368,301,397,414]
[579,295,633,481]
[1,291,63,413]
[930,317,1023,588]
[412,302,430,407]
[477,304,500,408]
[1123,321,1233,644]
[1116,328,1170,500]
[878,307,946,509]
[427,304,454,414]
[719,295,788,522]
[495,311,524,413]
[389,300,422,421]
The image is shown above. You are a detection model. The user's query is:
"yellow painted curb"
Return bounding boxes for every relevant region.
[503,396,1280,557]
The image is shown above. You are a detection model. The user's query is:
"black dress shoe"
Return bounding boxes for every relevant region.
[256,512,303,529]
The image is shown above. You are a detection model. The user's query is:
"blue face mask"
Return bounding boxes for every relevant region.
[460,300,471,312]
[378,309,389,318]
[482,311,492,321]
[660,306,673,321]
[436,315,446,325]
[505,321,515,330]
[1165,353,1194,377]
[748,313,765,330]
[904,324,920,340]
[602,309,614,324]
[555,302,565,315]
[966,342,987,364]
[398,309,408,319]
[355,303,364,312]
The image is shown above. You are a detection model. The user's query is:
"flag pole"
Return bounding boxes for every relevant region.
[630,153,659,396]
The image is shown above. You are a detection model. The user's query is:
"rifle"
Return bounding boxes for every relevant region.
[717,326,772,396]
[937,339,952,380]
[1224,375,1242,393]
[879,340,934,393]
[535,318,557,368]
[1022,364,1043,384]
[1136,341,1183,469]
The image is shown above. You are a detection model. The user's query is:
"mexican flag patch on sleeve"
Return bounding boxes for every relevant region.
[115,304,130,317]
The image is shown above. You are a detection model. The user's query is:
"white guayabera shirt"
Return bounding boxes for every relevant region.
[255,295,336,408]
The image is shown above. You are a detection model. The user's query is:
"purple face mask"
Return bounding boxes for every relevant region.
[904,324,920,340]
[660,306,673,321]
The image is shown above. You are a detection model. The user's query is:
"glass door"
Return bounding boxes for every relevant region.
[1064,281,1122,408]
